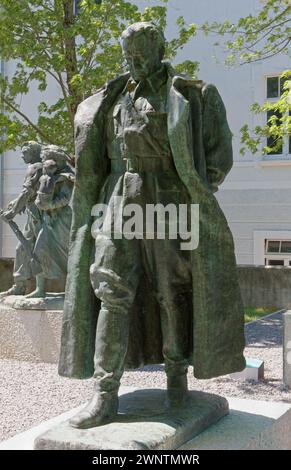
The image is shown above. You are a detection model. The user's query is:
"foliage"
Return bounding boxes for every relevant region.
[0,0,198,154]
[244,306,278,323]
[202,0,290,65]
[240,70,291,155]
[202,0,291,155]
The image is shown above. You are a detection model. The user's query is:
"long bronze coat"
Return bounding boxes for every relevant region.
[59,66,246,380]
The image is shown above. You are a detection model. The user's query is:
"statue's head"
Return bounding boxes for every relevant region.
[41,145,67,171]
[121,22,165,82]
[43,159,58,177]
[21,141,42,164]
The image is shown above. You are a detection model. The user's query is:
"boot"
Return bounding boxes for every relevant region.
[69,389,118,429]
[0,280,26,298]
[69,304,129,429]
[165,365,189,408]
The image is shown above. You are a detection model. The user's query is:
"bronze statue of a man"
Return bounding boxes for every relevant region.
[59,22,245,429]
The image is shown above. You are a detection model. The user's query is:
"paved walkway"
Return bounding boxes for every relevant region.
[245,310,284,347]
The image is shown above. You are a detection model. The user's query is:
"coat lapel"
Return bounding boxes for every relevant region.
[167,77,195,181]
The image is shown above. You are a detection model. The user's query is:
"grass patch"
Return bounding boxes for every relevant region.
[244,307,279,323]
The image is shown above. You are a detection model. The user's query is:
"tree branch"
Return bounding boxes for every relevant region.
[56,71,75,128]
[245,18,291,50]
[242,34,290,55]
[2,96,55,144]
[199,6,291,40]
[23,18,75,132]
[80,1,115,78]
[254,5,291,35]
[240,38,291,64]
[63,0,82,116]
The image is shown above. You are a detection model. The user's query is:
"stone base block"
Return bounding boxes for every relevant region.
[230,357,264,381]
[180,397,291,450]
[0,304,62,363]
[0,294,64,310]
[34,389,229,450]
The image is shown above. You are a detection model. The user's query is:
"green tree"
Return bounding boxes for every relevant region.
[202,0,291,155]
[0,0,197,154]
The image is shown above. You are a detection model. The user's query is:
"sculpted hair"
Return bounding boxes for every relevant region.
[121,22,165,60]
[21,141,42,162]
[41,145,67,169]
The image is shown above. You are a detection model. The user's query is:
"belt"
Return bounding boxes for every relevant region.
[111,155,175,173]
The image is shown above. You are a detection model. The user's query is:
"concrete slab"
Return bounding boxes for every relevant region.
[180,398,291,450]
[2,390,291,450]
[34,390,228,450]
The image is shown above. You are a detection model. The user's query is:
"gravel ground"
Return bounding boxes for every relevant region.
[1,310,290,442]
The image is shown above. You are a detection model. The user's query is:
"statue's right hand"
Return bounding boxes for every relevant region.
[2,209,16,220]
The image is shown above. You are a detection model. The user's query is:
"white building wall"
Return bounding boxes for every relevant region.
[1,0,291,263]
[160,0,291,266]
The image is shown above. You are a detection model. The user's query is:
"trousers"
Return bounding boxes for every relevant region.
[90,234,192,392]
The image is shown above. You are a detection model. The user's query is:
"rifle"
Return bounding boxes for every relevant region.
[0,209,41,266]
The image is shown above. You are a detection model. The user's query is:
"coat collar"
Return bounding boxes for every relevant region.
[122,62,168,99]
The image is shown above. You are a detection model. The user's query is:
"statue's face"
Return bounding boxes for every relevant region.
[122,34,162,82]
[43,159,58,176]
[21,145,34,164]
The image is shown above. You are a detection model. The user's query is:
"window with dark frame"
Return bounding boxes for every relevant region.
[266,76,290,156]
[265,239,291,266]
